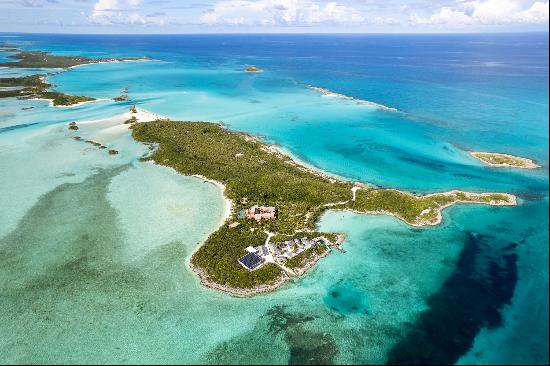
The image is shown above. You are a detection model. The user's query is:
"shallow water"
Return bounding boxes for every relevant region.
[0,33,548,364]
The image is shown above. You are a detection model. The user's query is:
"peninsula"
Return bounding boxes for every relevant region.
[132,120,516,296]
[470,151,540,169]
[0,74,94,106]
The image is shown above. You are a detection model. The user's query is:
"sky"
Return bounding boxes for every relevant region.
[0,0,548,34]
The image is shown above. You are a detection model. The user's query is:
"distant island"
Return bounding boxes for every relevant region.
[470,151,540,169]
[244,65,264,73]
[132,120,516,297]
[0,47,147,106]
[0,49,148,68]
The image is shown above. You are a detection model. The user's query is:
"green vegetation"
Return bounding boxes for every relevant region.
[132,121,515,290]
[133,121,353,233]
[0,74,94,106]
[133,121,351,288]
[1,51,100,68]
[196,220,284,288]
[471,152,538,169]
[0,50,146,106]
[286,244,328,270]
[0,50,145,69]
[346,189,453,224]
[320,232,339,243]
[347,189,512,225]
[41,91,94,106]
[270,232,324,244]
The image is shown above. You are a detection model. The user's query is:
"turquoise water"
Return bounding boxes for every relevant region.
[0,33,548,364]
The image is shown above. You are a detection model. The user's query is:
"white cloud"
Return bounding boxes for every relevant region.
[410,0,549,26]
[200,0,365,26]
[89,0,163,25]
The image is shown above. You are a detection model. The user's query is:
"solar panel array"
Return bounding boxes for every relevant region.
[238,252,265,270]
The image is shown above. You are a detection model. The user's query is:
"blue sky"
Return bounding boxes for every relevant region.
[0,0,548,33]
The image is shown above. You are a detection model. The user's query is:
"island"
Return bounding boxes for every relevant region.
[0,74,95,106]
[244,65,264,73]
[132,120,517,297]
[0,48,147,106]
[470,151,540,169]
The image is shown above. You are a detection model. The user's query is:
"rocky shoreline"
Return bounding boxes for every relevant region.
[189,261,289,297]
[337,189,517,227]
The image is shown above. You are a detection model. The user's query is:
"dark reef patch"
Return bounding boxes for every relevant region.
[398,155,446,170]
[267,306,338,365]
[206,305,339,365]
[385,231,518,365]
[0,165,203,363]
[453,172,485,180]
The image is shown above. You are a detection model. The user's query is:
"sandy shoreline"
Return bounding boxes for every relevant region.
[191,174,234,227]
[75,107,168,127]
[30,97,112,108]
[190,261,289,297]
[67,57,152,70]
[308,85,399,112]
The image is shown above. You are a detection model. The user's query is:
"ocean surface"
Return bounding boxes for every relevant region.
[0,33,548,364]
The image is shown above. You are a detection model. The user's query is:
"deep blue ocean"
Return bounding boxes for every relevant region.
[0,33,548,364]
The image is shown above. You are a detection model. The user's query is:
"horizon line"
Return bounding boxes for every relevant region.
[1,30,549,36]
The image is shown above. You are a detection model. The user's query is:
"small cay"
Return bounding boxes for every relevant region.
[470,151,540,169]
[244,65,264,73]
